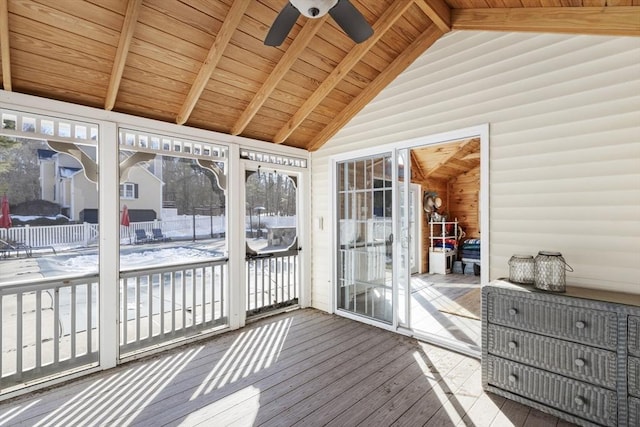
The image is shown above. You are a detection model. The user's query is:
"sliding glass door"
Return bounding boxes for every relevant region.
[334,127,486,357]
[336,155,393,323]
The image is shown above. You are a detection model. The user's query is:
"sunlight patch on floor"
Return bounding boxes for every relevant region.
[179,386,261,427]
[32,347,201,426]
[0,399,41,426]
[191,316,291,400]
[412,347,470,425]
[413,282,479,319]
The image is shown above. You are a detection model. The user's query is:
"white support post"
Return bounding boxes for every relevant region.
[84,222,89,247]
[298,166,312,308]
[227,144,244,330]
[99,121,119,369]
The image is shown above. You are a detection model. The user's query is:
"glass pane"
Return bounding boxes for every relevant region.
[119,153,227,267]
[0,136,101,374]
[0,137,99,281]
[245,170,297,253]
[336,154,392,324]
[397,150,409,327]
[355,160,365,191]
[337,162,345,192]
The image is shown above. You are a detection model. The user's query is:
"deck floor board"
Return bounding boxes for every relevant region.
[0,308,577,426]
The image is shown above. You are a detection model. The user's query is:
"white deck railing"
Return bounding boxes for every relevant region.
[119,259,228,356]
[246,249,299,317]
[0,258,230,394]
[0,275,100,393]
[0,216,297,249]
[0,223,99,249]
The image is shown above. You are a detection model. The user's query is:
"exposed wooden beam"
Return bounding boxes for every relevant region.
[416,0,451,34]
[273,0,416,144]
[231,16,327,136]
[176,0,251,125]
[452,7,640,37]
[410,150,427,181]
[1,0,11,91]
[461,152,480,161]
[104,0,142,111]
[426,139,472,178]
[307,25,442,151]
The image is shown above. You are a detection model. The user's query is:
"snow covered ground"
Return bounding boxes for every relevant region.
[0,239,228,284]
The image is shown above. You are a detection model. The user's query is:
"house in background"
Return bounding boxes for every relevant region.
[37,147,97,221]
[38,147,163,223]
[116,156,164,223]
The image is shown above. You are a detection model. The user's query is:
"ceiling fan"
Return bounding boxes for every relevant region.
[264,0,374,47]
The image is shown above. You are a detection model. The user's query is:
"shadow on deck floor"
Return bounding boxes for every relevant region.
[0,308,575,426]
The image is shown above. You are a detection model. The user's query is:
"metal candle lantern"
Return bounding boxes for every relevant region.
[534,251,573,292]
[508,254,535,284]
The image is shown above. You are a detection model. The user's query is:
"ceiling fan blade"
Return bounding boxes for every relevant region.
[329,0,373,44]
[264,2,301,46]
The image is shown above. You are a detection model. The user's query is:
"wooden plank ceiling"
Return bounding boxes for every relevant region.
[411,138,480,181]
[0,0,638,151]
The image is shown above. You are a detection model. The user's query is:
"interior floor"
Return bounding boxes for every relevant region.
[410,272,481,348]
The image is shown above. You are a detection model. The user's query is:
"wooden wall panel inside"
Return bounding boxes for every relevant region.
[449,166,480,240]
[415,177,448,274]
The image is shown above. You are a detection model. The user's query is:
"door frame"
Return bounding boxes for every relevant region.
[330,150,398,330]
[239,158,311,327]
[408,182,422,275]
[330,124,489,348]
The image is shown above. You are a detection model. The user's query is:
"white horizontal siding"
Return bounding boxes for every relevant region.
[310,163,332,313]
[311,31,640,311]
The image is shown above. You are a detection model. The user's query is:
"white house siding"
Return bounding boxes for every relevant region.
[310,31,640,312]
[121,167,163,217]
[72,174,98,221]
[40,161,55,201]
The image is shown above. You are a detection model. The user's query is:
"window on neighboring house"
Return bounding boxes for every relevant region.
[120,182,138,199]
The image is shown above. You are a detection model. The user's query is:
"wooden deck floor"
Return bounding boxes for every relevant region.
[0,308,576,427]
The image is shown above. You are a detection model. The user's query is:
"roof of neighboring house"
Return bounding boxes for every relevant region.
[0,1,637,151]
[37,149,57,160]
[59,167,82,178]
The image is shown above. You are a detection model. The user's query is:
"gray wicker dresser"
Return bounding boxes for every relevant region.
[482,280,640,426]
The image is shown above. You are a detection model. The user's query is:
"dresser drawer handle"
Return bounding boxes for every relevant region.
[575,321,586,329]
[574,396,586,406]
[508,341,518,350]
[508,308,518,316]
[574,358,585,367]
[508,374,517,383]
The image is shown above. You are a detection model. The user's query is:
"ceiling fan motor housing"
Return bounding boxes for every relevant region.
[290,0,338,18]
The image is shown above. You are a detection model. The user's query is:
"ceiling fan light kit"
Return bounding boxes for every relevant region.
[290,0,338,18]
[265,0,373,47]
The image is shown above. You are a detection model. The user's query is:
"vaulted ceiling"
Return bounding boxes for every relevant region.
[411,138,480,182]
[1,1,637,151]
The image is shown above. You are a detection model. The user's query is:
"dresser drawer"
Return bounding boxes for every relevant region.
[486,290,617,350]
[630,396,640,427]
[629,316,640,358]
[487,324,617,390]
[486,355,617,427]
[629,356,640,398]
